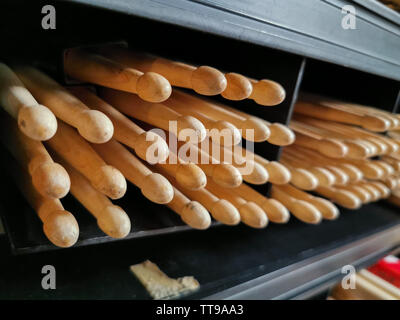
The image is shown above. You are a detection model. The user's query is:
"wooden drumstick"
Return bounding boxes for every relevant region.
[99,88,206,143]
[270,186,322,224]
[62,160,131,238]
[99,47,227,96]
[68,87,169,163]
[233,183,290,223]
[206,180,268,228]
[294,101,390,132]
[92,139,173,204]
[46,121,126,199]
[0,117,70,199]
[381,156,400,172]
[314,186,362,209]
[213,102,295,146]
[242,149,291,184]
[0,63,57,141]
[336,185,371,203]
[221,73,253,101]
[373,161,395,178]
[178,141,242,188]
[170,90,270,142]
[333,158,385,180]
[382,176,398,190]
[163,94,241,146]
[248,79,286,106]
[15,66,114,143]
[276,184,339,220]
[10,163,78,247]
[214,142,269,185]
[279,159,318,190]
[164,184,211,230]
[369,181,391,198]
[354,182,381,201]
[64,48,171,103]
[166,174,240,225]
[155,152,207,190]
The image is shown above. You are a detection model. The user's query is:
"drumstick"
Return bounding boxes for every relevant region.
[166,174,240,225]
[212,142,269,185]
[373,161,395,178]
[178,141,242,188]
[354,182,381,201]
[278,159,318,190]
[68,87,169,163]
[294,101,390,132]
[314,186,362,209]
[62,160,131,238]
[335,185,371,203]
[9,163,78,247]
[241,149,291,184]
[221,73,253,101]
[170,90,270,142]
[248,79,286,106]
[64,48,171,103]
[270,186,322,224]
[276,184,339,220]
[381,156,400,172]
[154,152,207,190]
[92,139,173,204]
[206,180,268,228]
[212,102,295,146]
[0,117,70,199]
[163,93,241,146]
[232,183,290,223]
[0,63,57,141]
[15,67,114,143]
[98,47,227,96]
[369,181,391,198]
[99,88,206,143]
[382,176,398,190]
[46,121,126,199]
[331,158,385,180]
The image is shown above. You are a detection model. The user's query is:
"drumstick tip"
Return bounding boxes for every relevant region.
[92,165,127,200]
[209,120,242,146]
[78,110,114,144]
[136,72,172,103]
[242,118,270,142]
[264,161,291,185]
[176,163,207,190]
[263,199,290,224]
[267,123,295,146]
[43,210,79,248]
[212,163,242,188]
[221,73,253,101]
[211,199,241,225]
[191,66,227,96]
[180,201,211,230]
[242,161,269,185]
[141,172,174,204]
[252,80,286,106]
[97,205,131,238]
[18,104,58,141]
[32,162,71,199]
[291,200,322,224]
[290,168,318,190]
[134,131,170,163]
[238,201,268,228]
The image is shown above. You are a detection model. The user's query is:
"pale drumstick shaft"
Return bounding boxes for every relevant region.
[0,63,57,141]
[15,66,114,143]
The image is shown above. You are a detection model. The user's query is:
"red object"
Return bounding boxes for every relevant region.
[368,255,400,288]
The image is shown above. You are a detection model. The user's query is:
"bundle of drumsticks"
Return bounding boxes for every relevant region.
[1,45,399,249]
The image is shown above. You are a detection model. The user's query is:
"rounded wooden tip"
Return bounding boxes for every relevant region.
[32,162,71,199]
[384,177,398,190]
[338,164,363,182]
[348,186,371,203]
[363,115,391,132]
[377,162,395,177]
[310,167,336,187]
[242,161,269,185]
[191,66,227,96]
[221,73,253,100]
[211,199,241,225]
[361,184,381,201]
[310,198,339,220]
[97,205,131,238]
[180,201,211,230]
[241,118,270,142]
[238,202,268,228]
[134,131,169,163]
[177,115,207,143]
[78,110,114,143]
[320,139,348,158]
[209,120,242,146]
[136,72,172,103]
[291,200,322,224]
[363,164,384,179]
[290,168,318,190]
[370,182,390,198]
[18,105,57,141]
[176,163,207,190]
[141,173,174,204]
[265,161,291,185]
[212,164,242,188]
[267,123,295,146]
[43,210,79,248]
[333,190,362,209]
[93,165,127,199]
[345,141,371,159]
[262,199,290,223]
[252,80,286,106]
[326,166,349,186]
